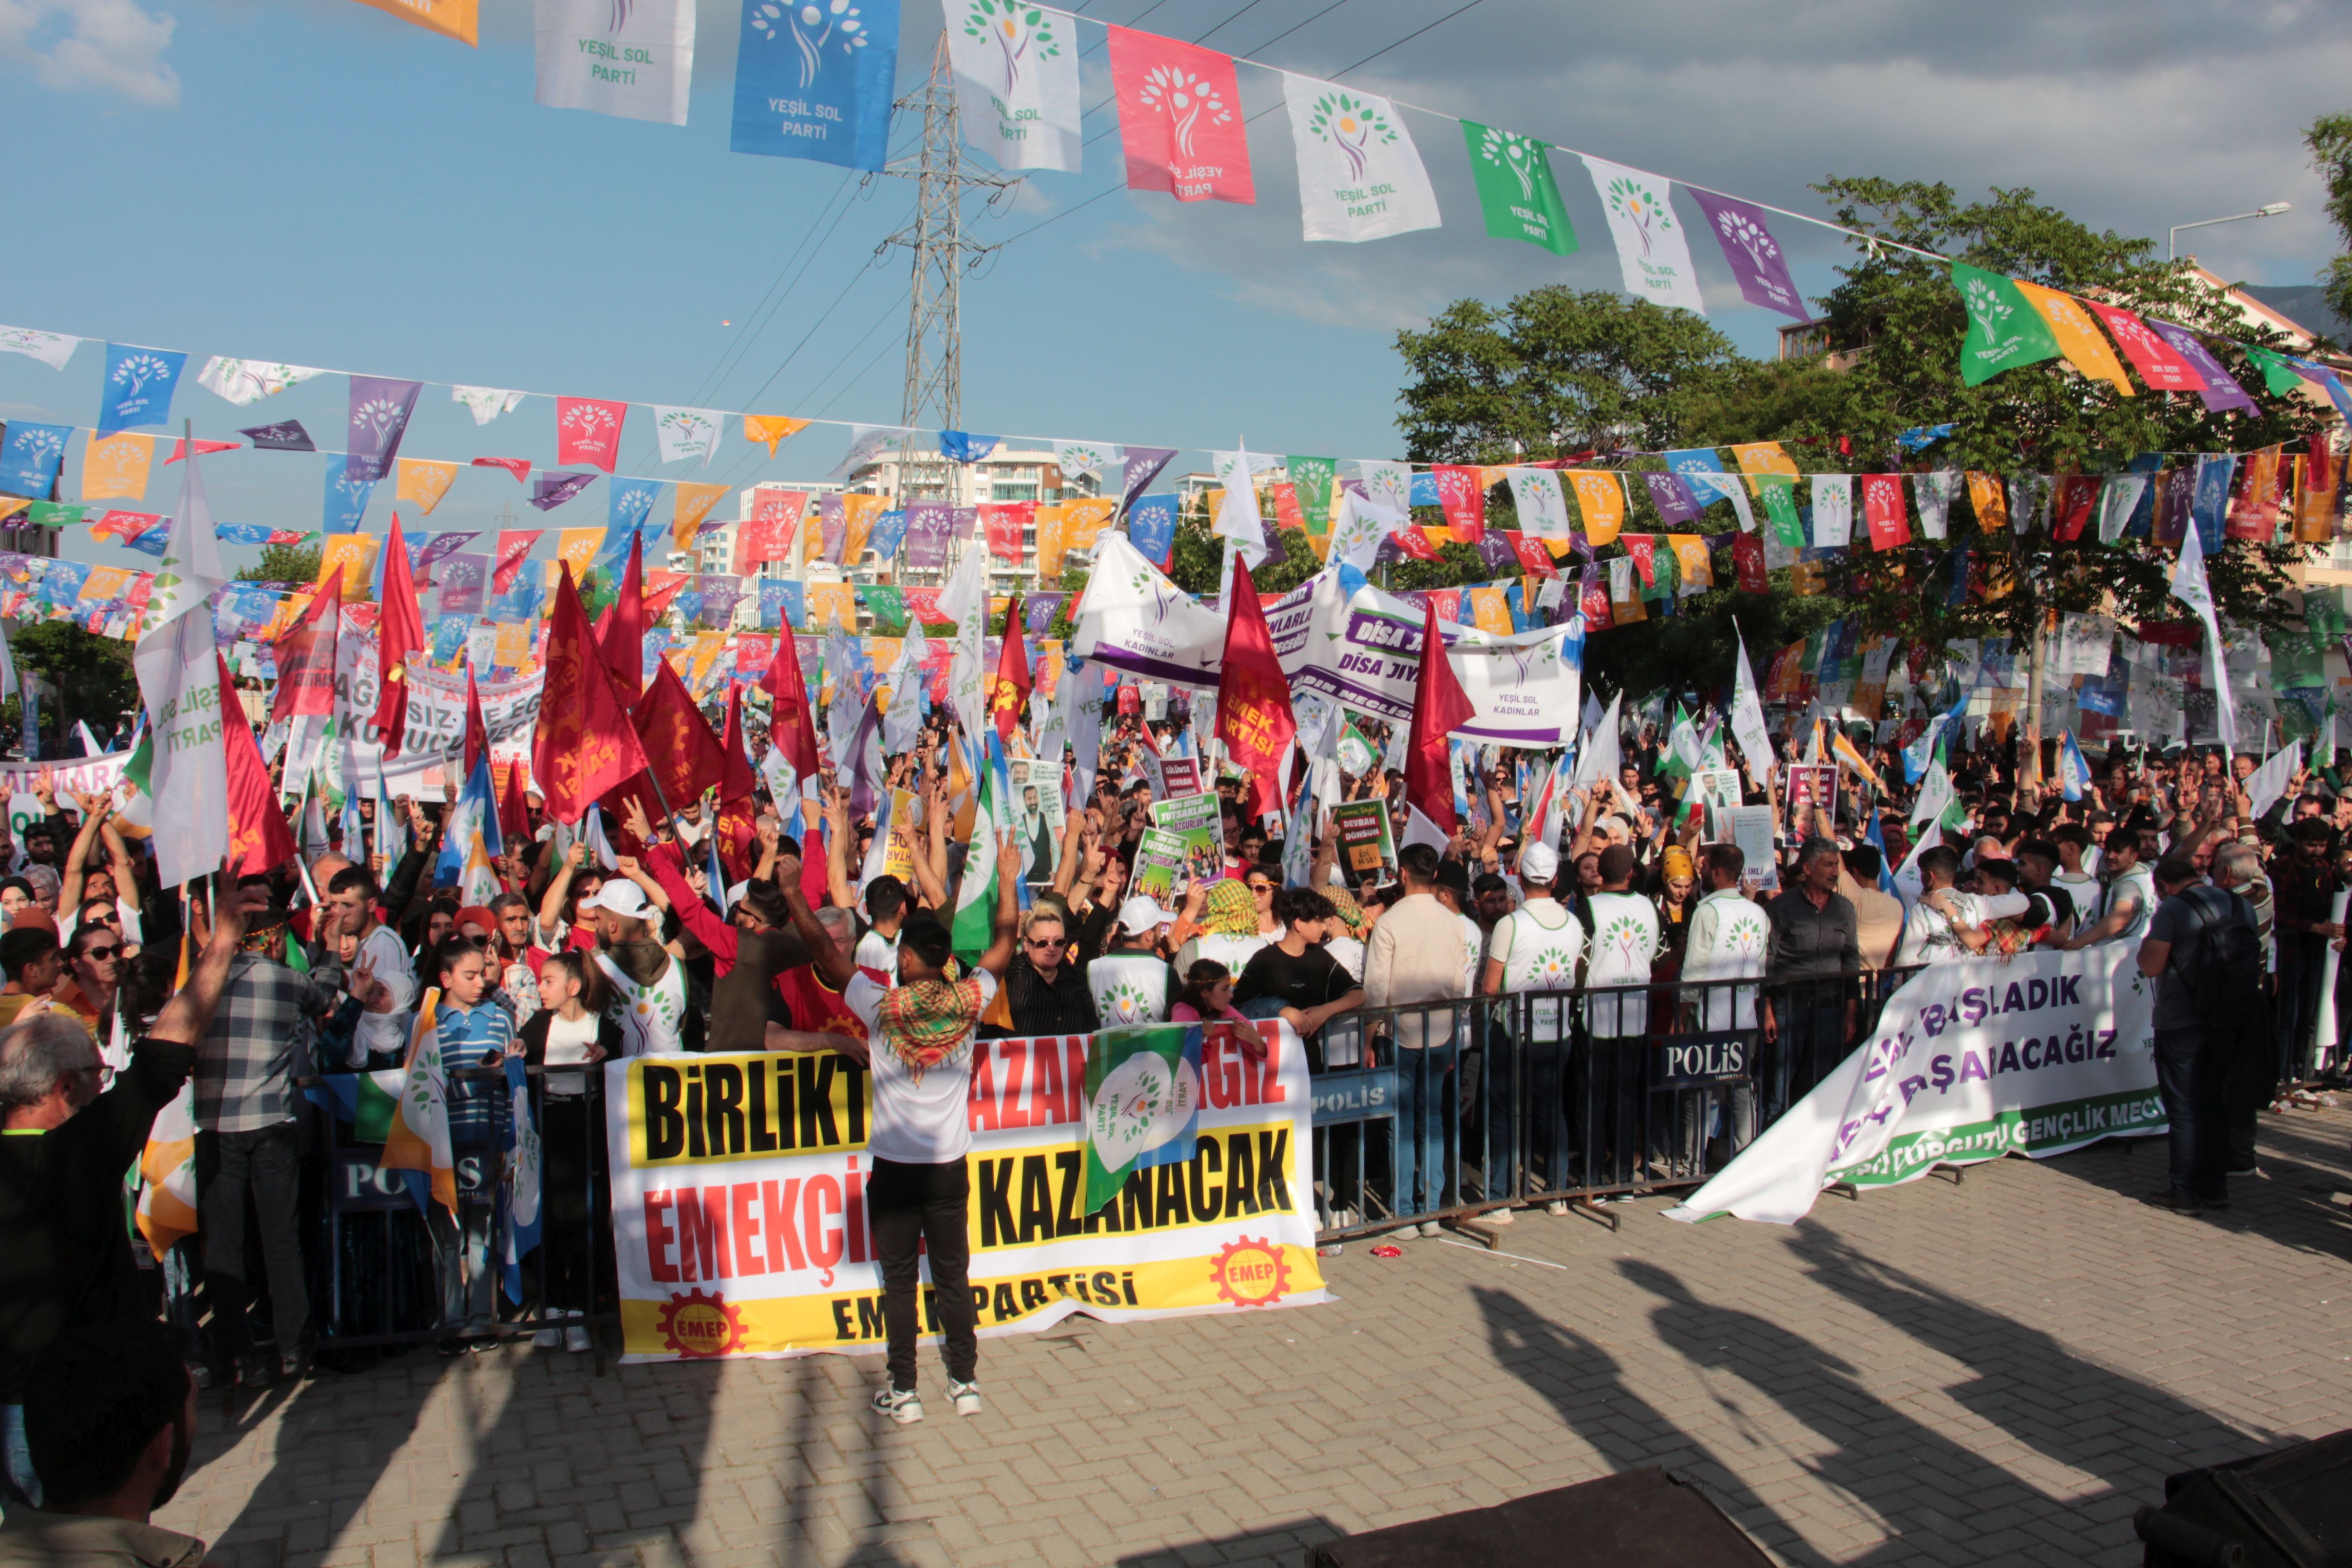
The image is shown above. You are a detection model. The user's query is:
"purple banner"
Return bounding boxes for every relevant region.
[345,376,422,482]
[2147,322,2259,416]
[1686,190,1807,320]
[817,494,847,563]
[697,573,743,629]
[239,420,314,452]
[1121,447,1178,511]
[1475,533,1516,573]
[530,472,596,511]
[1025,593,1064,632]
[437,552,488,616]
[416,530,480,567]
[1642,470,1703,526]
[905,503,956,570]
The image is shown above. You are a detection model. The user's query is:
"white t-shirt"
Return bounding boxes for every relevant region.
[1893,899,1965,968]
[1454,912,1484,998]
[856,926,901,980]
[1583,891,1660,1038]
[1175,932,1267,979]
[1088,950,1173,1028]
[540,1009,600,1096]
[595,952,690,1058]
[848,968,1000,1165]
[1681,889,1770,1029]
[2100,864,2157,944]
[1324,934,1366,983]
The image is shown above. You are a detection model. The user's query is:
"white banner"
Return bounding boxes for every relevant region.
[1280,74,1440,244]
[942,0,1082,172]
[1074,534,1586,745]
[534,0,695,126]
[1666,947,2161,1225]
[327,623,545,792]
[1581,154,1706,314]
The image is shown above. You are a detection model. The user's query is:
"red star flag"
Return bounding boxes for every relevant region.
[1215,562,1297,819]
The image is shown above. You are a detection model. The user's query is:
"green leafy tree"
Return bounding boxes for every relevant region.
[235,540,323,586]
[1164,493,1322,600]
[2309,113,2352,338]
[11,621,138,728]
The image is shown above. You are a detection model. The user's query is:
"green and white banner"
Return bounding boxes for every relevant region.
[1666,946,2161,1226]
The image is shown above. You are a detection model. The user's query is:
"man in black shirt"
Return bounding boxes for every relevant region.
[1762,838,1861,1117]
[1000,908,1099,1037]
[2014,839,2078,944]
[1236,890,1363,1060]
[2272,818,2341,1085]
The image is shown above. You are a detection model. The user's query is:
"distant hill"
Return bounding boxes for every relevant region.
[2240,284,2352,348]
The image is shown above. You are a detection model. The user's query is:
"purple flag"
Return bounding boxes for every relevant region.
[345,376,422,482]
[1569,531,1595,563]
[1121,447,1178,511]
[416,530,480,567]
[1642,470,1704,526]
[697,573,744,629]
[1025,593,1064,632]
[1686,191,1807,320]
[2147,322,2259,415]
[530,472,596,511]
[1475,533,1516,573]
[905,502,957,570]
[239,420,314,452]
[816,494,848,563]
[437,552,488,616]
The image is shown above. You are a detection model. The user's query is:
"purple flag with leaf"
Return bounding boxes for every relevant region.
[416,531,480,566]
[530,472,596,511]
[1686,191,1807,320]
[1475,533,1516,573]
[345,376,423,482]
[817,494,848,563]
[240,420,314,452]
[2147,322,2259,415]
[905,503,956,570]
[1121,447,1178,511]
[697,574,744,629]
[437,553,488,616]
[1025,593,1064,632]
[1642,471,1704,526]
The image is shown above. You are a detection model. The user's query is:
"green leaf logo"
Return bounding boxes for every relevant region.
[1307,91,1396,183]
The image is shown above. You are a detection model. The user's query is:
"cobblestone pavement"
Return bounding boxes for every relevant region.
[161,1107,2352,1568]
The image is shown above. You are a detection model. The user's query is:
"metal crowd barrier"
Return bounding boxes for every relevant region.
[1308,969,1921,1240]
[302,1065,611,1358]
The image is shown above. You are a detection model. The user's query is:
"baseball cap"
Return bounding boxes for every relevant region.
[1519,842,1560,884]
[1115,895,1171,936]
[586,880,652,921]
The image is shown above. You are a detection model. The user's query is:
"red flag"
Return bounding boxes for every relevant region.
[491,530,542,593]
[472,456,533,484]
[2082,301,2207,393]
[2052,475,2102,542]
[981,502,1030,563]
[1403,600,1474,840]
[598,532,645,703]
[497,758,532,843]
[219,655,294,878]
[633,657,729,811]
[1732,530,1767,593]
[1862,474,1912,549]
[164,438,242,465]
[372,512,426,756]
[1214,564,1298,819]
[642,570,690,619]
[1392,525,1441,562]
[1433,466,1486,542]
[555,397,628,473]
[1507,531,1557,578]
[991,593,1032,740]
[270,576,341,722]
[531,566,650,824]
[717,681,758,803]
[761,631,822,777]
[462,668,490,774]
[715,684,759,881]
[1105,27,1255,205]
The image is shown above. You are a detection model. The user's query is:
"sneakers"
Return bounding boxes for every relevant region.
[948,1379,983,1417]
[564,1312,592,1354]
[1417,1220,1444,1237]
[872,1386,924,1425]
[1483,1207,1515,1226]
[1544,1200,1569,1216]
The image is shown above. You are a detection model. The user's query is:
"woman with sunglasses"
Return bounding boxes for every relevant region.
[995,907,1098,1038]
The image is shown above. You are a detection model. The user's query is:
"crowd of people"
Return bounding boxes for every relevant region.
[0,686,2322,1556]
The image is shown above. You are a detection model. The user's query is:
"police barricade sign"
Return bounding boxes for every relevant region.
[605,1021,1331,1362]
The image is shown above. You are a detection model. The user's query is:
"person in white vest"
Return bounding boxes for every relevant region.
[2063,832,2156,948]
[1583,845,1660,1039]
[1679,844,1772,1155]
[1086,897,1181,1029]
[1478,842,1584,1219]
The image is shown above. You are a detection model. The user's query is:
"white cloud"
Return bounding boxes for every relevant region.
[0,0,178,105]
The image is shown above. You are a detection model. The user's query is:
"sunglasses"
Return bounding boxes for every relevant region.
[1023,936,1066,949]
[81,945,121,961]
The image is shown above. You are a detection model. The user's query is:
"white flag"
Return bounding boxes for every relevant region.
[2097,473,2149,544]
[2244,739,2301,823]
[1570,692,1622,790]
[1506,467,1573,542]
[1581,155,1707,314]
[197,358,324,406]
[452,386,526,426]
[652,406,723,466]
[1281,75,1441,244]
[132,448,232,889]
[1354,459,1412,516]
[0,325,78,371]
[1810,475,1853,547]
[0,625,16,701]
[1912,471,1957,540]
[1210,448,1268,562]
[943,0,1082,172]
[830,424,920,482]
[1050,439,1120,485]
[1730,631,1775,791]
[2171,522,2239,757]
[534,0,694,126]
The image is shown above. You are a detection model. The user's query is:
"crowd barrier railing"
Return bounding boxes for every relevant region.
[1307,968,1921,1240]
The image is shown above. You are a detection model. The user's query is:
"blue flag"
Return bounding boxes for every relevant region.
[867,508,908,561]
[1410,470,1440,506]
[2190,455,2236,556]
[729,0,899,170]
[0,422,72,497]
[97,344,186,434]
[609,478,663,534]
[323,455,375,530]
[436,750,505,904]
[1863,809,1896,894]
[498,1054,541,1307]
[937,431,998,463]
[1126,495,1178,566]
[2058,730,2092,803]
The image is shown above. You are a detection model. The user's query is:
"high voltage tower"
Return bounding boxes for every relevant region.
[879,36,1019,435]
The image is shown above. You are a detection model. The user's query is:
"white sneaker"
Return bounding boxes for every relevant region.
[1418,1220,1444,1237]
[948,1379,983,1416]
[872,1386,924,1425]
[531,1326,562,1349]
[1484,1207,1515,1226]
[1544,1200,1569,1216]
[564,1320,592,1353]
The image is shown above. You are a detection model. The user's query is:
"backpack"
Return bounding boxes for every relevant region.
[2166,885,2262,1033]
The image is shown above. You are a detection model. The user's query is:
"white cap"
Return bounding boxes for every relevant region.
[1116,895,1172,935]
[586,879,652,921]
[1519,842,1560,884]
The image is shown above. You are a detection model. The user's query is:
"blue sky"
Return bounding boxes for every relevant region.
[4,0,2350,575]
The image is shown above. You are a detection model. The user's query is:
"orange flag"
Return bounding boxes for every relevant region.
[1215,564,1298,819]
[2012,280,2134,397]
[743,415,808,457]
[351,0,476,46]
[531,567,650,825]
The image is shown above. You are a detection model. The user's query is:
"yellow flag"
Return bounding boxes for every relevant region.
[1567,471,1626,547]
[1730,442,1799,495]
[1467,584,1514,636]
[493,622,530,666]
[2010,281,2133,397]
[1965,471,2008,531]
[555,528,604,578]
[1061,497,1116,564]
[351,0,474,42]
[0,498,27,523]
[82,432,152,501]
[79,566,133,604]
[744,416,808,456]
[1034,503,1069,578]
[673,481,729,550]
[689,631,728,687]
[1789,559,1827,596]
[841,494,886,563]
[1606,559,1646,623]
[807,583,855,632]
[1668,534,1713,589]
[316,534,381,598]
[396,459,458,515]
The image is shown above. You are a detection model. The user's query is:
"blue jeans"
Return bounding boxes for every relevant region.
[2155,1025,2229,1202]
[1392,1039,1458,1218]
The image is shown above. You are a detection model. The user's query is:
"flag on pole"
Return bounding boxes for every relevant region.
[131,438,231,889]
[2057,729,2092,803]
[436,672,505,906]
[1829,728,1886,793]
[990,593,1032,740]
[598,531,646,703]
[219,654,295,878]
[532,567,651,824]
[1656,703,1700,782]
[952,734,1009,968]
[380,988,457,1215]
[2171,516,2238,757]
[1215,562,1298,819]
[372,512,426,755]
[133,1083,201,1256]
[1730,630,1774,791]
[1402,599,1474,849]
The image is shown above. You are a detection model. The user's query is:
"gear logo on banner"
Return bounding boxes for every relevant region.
[1211,1237,1291,1308]
[658,1288,747,1357]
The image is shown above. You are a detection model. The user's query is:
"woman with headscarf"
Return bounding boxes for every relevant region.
[1172,878,1270,979]
[1650,845,1700,974]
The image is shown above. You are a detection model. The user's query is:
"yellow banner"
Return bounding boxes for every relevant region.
[78,566,133,604]
[2011,281,2134,397]
[1467,584,1514,636]
[1567,470,1626,547]
[689,631,728,687]
[1060,497,1116,568]
[1730,442,1799,495]
[316,534,381,598]
[673,481,730,551]
[351,0,475,43]
[556,528,605,578]
[395,459,458,515]
[81,432,152,502]
[1034,503,1069,579]
[807,583,855,632]
[1965,471,2008,531]
[1668,533,1713,590]
[841,494,887,564]
[743,416,808,457]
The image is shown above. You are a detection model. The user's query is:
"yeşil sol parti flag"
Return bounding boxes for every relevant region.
[1461,120,1575,255]
[381,988,458,1215]
[1280,75,1439,244]
[1082,1024,1204,1213]
[943,0,1081,171]
[730,0,900,170]
[131,444,231,889]
[536,0,696,126]
[1581,156,1706,314]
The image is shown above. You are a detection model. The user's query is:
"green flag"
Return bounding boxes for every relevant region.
[1286,456,1338,534]
[122,725,153,798]
[1462,120,1577,255]
[1952,263,2063,385]
[2239,343,2306,396]
[951,746,1001,968]
[1658,704,1700,781]
[1082,1024,1203,1215]
[1758,474,1804,549]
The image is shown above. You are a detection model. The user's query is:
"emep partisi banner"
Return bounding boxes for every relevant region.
[606,1021,1328,1362]
[1666,947,2161,1225]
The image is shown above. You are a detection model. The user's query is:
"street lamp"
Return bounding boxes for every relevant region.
[2169,202,2292,260]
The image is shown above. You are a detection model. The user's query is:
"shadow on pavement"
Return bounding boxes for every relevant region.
[1115,1516,1346,1568]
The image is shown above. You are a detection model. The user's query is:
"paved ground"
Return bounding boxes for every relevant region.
[161,1105,2352,1568]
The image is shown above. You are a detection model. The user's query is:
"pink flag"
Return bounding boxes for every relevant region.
[1861,474,1910,550]
[1106,28,1254,205]
[492,530,542,593]
[2082,302,2206,394]
[556,397,628,473]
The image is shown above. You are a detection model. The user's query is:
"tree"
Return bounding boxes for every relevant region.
[236,540,322,585]
[2309,113,2352,338]
[1395,287,1743,462]
[10,621,138,728]
[1164,494,1323,600]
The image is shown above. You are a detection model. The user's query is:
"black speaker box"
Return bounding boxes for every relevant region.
[1305,1469,1772,1568]
[2139,1428,2352,1567]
